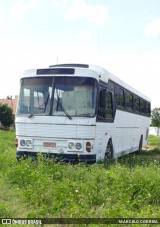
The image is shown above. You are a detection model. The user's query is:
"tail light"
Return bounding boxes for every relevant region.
[15,137,18,148]
[86,142,91,152]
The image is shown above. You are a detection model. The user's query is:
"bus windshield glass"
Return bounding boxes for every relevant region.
[17,76,97,117]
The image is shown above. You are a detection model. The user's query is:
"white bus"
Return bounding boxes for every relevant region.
[15,64,151,163]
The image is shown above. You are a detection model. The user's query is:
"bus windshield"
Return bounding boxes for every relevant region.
[17,76,97,117]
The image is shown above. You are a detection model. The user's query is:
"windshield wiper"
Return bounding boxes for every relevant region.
[58,102,72,120]
[56,90,72,120]
[28,94,50,118]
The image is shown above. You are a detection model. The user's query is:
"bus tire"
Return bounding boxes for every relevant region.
[104,140,113,167]
[136,135,143,154]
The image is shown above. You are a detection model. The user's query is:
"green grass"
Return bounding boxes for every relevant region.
[148,135,160,145]
[1,131,160,226]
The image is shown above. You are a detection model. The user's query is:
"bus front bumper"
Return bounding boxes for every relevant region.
[16,151,96,163]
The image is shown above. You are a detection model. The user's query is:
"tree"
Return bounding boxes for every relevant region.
[7,95,12,100]
[151,107,160,127]
[0,103,14,127]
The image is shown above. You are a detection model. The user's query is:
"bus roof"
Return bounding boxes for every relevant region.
[88,64,150,102]
[22,63,150,103]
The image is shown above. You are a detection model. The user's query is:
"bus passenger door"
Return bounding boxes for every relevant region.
[98,89,115,122]
[96,88,115,160]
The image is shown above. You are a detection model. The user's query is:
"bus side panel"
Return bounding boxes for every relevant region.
[95,110,150,159]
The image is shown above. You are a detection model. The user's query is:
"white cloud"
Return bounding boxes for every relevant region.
[10,0,40,19]
[52,0,69,9]
[51,0,109,26]
[77,30,91,40]
[144,17,160,38]
[0,34,159,109]
[0,14,5,30]
[97,49,160,109]
[0,35,25,98]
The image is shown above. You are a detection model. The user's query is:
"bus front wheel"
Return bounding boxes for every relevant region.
[104,140,113,167]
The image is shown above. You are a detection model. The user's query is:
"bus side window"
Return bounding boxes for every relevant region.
[105,91,113,120]
[114,85,125,108]
[98,90,114,122]
[146,102,151,116]
[133,95,140,113]
[125,90,133,110]
[99,89,106,108]
[140,99,146,114]
[114,85,120,106]
[119,88,125,107]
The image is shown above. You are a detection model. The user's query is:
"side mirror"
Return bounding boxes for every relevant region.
[100,90,105,108]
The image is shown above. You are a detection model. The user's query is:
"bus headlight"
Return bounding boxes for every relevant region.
[68,141,83,151]
[20,139,25,147]
[26,140,32,148]
[75,142,82,150]
[68,142,75,150]
[19,139,33,149]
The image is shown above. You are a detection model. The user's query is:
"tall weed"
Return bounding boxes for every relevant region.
[1,132,160,218]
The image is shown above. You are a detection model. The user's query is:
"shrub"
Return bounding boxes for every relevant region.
[0,104,14,128]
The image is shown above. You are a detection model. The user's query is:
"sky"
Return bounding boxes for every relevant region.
[0,0,160,109]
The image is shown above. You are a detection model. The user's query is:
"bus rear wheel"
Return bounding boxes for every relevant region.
[136,135,143,154]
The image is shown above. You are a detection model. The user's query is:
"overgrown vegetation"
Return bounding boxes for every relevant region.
[151,107,160,127]
[0,103,14,128]
[0,131,160,225]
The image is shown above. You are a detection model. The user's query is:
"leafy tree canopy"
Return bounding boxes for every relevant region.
[0,103,14,127]
[151,107,160,127]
